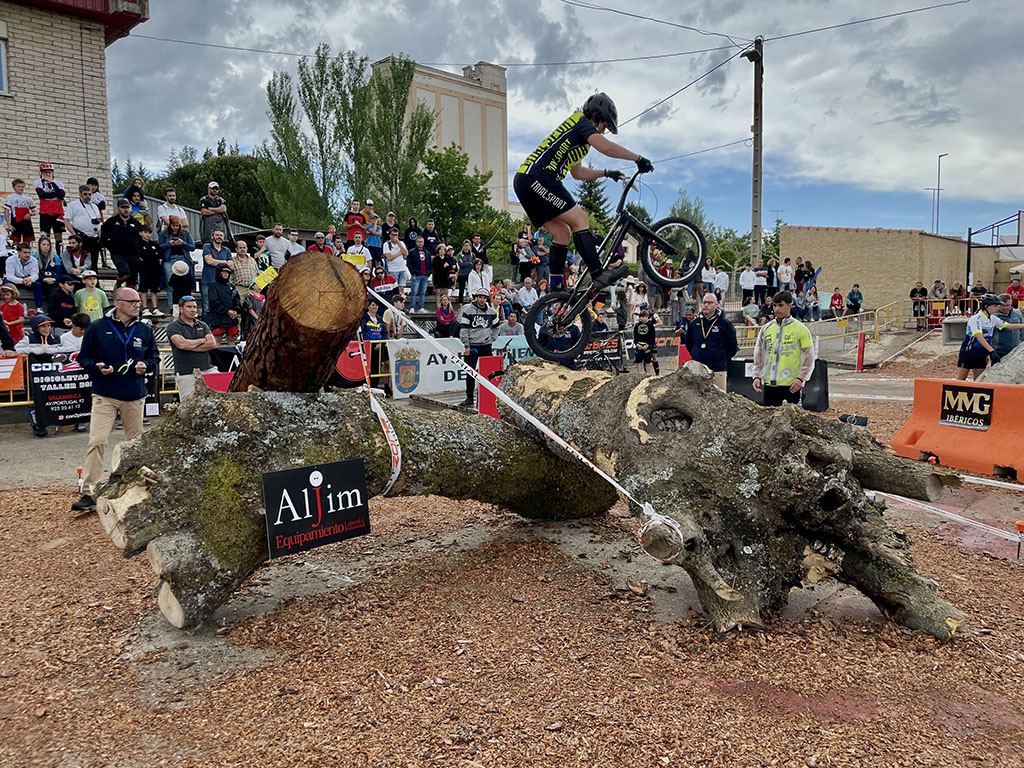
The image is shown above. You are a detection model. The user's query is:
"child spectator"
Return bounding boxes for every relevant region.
[240,289,265,341]
[16,314,61,436]
[361,298,388,388]
[58,312,91,356]
[48,275,78,332]
[34,163,66,253]
[137,226,165,317]
[633,306,656,375]
[383,294,407,340]
[792,289,809,321]
[74,270,108,322]
[252,234,270,271]
[1,284,27,345]
[829,287,845,318]
[208,265,241,344]
[4,178,35,247]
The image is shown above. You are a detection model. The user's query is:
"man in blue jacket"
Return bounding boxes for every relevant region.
[685,293,738,392]
[72,286,159,513]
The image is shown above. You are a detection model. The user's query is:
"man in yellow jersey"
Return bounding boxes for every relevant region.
[752,290,816,407]
[513,93,652,291]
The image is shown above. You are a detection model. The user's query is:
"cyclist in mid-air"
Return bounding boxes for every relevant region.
[513,92,653,292]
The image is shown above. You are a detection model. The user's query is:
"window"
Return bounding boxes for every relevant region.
[0,21,8,95]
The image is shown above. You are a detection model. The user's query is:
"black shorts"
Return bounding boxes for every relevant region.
[957,337,988,369]
[138,263,163,293]
[635,348,653,364]
[38,214,65,234]
[513,172,575,229]
[112,253,140,281]
[10,217,34,241]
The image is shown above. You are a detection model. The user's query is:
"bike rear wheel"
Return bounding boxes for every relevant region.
[524,292,593,362]
[639,216,707,288]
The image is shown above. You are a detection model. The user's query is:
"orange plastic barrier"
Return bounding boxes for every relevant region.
[892,378,1024,478]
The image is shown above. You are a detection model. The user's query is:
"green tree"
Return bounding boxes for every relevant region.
[416,143,493,244]
[669,188,715,238]
[576,164,612,230]
[709,227,751,271]
[216,137,227,157]
[359,55,435,216]
[157,155,274,228]
[259,70,332,228]
[625,201,652,226]
[762,217,784,262]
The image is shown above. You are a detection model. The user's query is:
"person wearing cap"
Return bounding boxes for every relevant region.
[100,197,143,289]
[383,293,407,340]
[72,286,159,513]
[73,269,109,322]
[457,288,500,408]
[16,314,62,436]
[167,295,217,402]
[34,162,67,253]
[208,264,241,345]
[199,182,231,245]
[365,212,383,269]
[48,274,79,331]
[955,294,1024,380]
[344,200,367,248]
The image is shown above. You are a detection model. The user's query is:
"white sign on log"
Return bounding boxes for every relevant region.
[387,338,466,399]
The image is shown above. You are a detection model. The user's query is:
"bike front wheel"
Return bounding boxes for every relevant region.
[524,292,593,362]
[639,217,707,288]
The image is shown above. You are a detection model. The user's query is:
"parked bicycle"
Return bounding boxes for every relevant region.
[524,169,707,361]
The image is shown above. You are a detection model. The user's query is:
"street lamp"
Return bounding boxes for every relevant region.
[935,153,948,234]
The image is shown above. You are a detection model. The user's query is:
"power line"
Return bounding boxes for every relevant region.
[556,0,751,48]
[764,0,971,42]
[129,34,733,68]
[618,48,749,128]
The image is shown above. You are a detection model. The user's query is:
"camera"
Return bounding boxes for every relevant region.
[91,218,101,225]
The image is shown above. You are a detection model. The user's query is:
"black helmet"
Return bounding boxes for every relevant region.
[979,293,1002,309]
[583,92,618,134]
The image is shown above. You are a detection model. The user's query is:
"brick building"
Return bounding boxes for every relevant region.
[780,225,987,307]
[0,0,148,204]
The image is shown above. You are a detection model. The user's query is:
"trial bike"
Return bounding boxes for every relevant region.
[524,169,707,361]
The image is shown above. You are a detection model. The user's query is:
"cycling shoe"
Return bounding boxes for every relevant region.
[591,263,629,289]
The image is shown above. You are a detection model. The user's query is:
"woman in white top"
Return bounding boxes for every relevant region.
[700,258,716,293]
[382,229,409,286]
[466,258,488,297]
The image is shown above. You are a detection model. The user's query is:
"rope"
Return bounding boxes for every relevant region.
[354,327,402,496]
[870,491,1021,543]
[366,288,656,520]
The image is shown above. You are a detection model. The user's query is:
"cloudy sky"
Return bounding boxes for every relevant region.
[107,0,1023,238]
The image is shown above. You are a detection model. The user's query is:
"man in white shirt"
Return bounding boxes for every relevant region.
[777,258,795,291]
[265,222,291,268]
[344,231,371,270]
[714,266,730,299]
[156,188,189,234]
[738,264,756,304]
[63,185,103,259]
[517,277,539,312]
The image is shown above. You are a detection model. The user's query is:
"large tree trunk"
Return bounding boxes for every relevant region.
[228,252,366,392]
[96,256,966,637]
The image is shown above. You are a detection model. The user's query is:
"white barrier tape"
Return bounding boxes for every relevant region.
[963,475,1024,492]
[354,329,402,496]
[366,287,647,511]
[870,491,1020,543]
[830,393,914,402]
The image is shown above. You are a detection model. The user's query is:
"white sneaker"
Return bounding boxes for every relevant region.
[152,308,165,317]
[142,308,152,317]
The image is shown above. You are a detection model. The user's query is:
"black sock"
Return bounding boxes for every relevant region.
[572,229,601,274]
[652,359,660,375]
[549,242,568,287]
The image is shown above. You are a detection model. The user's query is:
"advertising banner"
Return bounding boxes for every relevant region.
[939,384,993,430]
[262,459,370,558]
[0,356,25,392]
[386,338,465,399]
[29,358,92,426]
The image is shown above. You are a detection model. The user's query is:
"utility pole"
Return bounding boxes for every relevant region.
[744,37,764,265]
[924,188,938,232]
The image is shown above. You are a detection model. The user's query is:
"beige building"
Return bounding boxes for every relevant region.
[377,57,515,214]
[0,0,147,207]
[779,225,997,307]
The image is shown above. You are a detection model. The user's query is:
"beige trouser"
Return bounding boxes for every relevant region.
[175,368,218,402]
[82,395,145,495]
[711,370,728,392]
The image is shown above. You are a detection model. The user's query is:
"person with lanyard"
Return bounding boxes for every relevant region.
[752,291,815,407]
[954,294,1024,381]
[360,298,388,390]
[685,293,738,392]
[72,287,159,514]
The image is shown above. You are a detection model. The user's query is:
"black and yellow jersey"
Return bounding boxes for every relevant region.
[518,112,598,180]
